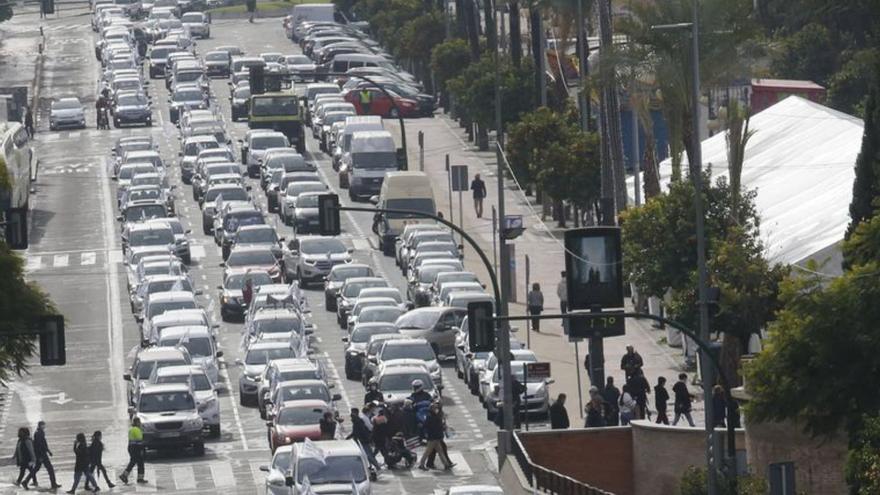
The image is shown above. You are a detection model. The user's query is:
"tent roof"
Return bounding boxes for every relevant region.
[653,95,863,265]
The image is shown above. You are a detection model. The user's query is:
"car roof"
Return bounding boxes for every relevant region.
[253,309,300,320]
[128,222,172,233]
[139,382,192,394]
[158,325,211,339]
[136,346,188,360]
[271,358,318,370]
[380,364,431,376]
[330,263,370,272]
[155,364,207,378]
[147,291,197,303]
[277,379,327,389]
[238,224,274,232]
[293,439,362,457]
[151,309,207,321]
[383,338,429,347]
[247,341,292,351]
[280,398,329,409]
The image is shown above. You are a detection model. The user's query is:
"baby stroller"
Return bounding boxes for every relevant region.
[384,432,416,469]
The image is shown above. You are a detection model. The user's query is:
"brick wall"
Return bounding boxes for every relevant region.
[519,428,635,495]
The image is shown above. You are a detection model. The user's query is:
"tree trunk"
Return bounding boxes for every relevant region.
[554,198,566,227]
[484,0,497,52]
[642,138,661,199]
[529,6,542,106]
[508,1,522,67]
[477,123,489,150]
[455,0,466,37]
[720,332,744,388]
[462,0,481,61]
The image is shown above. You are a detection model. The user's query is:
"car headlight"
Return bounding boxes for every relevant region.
[140,421,156,432]
[304,258,317,265]
[348,351,360,356]
[185,417,203,429]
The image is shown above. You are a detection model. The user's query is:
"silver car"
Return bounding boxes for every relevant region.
[49,97,86,130]
[180,12,210,38]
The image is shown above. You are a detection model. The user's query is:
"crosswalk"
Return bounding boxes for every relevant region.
[25,246,208,273]
[36,127,160,143]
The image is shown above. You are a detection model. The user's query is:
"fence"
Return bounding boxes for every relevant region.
[511,431,615,495]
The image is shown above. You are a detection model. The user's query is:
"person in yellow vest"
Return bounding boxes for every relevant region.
[359,89,372,115]
[118,418,147,485]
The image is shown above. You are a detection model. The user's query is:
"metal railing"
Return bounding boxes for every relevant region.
[511,431,615,495]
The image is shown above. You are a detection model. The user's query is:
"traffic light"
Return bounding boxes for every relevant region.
[467,301,495,353]
[318,194,341,236]
[249,65,265,95]
[38,315,65,366]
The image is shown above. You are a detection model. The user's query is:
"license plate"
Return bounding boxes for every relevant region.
[158,432,180,438]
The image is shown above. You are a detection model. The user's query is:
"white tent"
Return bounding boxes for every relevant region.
[643,96,863,268]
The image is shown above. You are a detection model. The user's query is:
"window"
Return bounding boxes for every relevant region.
[139,392,195,412]
[251,97,298,117]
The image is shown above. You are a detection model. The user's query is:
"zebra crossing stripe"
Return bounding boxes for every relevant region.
[172,465,196,490]
[81,251,97,265]
[26,256,42,271]
[53,254,69,268]
[134,466,157,492]
[210,462,236,487]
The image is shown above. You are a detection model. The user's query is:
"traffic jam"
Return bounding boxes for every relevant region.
[90,0,552,492]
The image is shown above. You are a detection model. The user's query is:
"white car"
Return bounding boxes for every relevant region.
[150,365,221,437]
[180,12,210,38]
[261,444,293,495]
[289,440,374,491]
[49,97,86,130]
[156,325,222,383]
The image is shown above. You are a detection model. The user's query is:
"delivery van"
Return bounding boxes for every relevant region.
[372,171,436,255]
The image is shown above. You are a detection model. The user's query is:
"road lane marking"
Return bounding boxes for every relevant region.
[172,466,196,490]
[53,254,69,267]
[190,244,206,260]
[210,461,236,487]
[219,366,249,451]
[108,249,123,263]
[81,251,96,265]
[26,255,42,271]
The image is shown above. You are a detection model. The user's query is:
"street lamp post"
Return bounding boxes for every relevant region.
[653,1,718,493]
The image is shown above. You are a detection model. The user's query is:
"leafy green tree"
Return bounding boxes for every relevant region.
[679,465,769,495]
[843,213,880,268]
[0,239,58,384]
[770,23,837,86]
[827,49,880,118]
[397,10,447,90]
[846,415,880,495]
[0,4,12,23]
[847,61,880,244]
[431,38,471,108]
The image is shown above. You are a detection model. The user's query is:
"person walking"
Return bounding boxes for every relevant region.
[29,420,60,489]
[712,385,727,428]
[600,377,621,426]
[526,283,544,332]
[619,384,636,426]
[13,427,36,489]
[358,89,372,115]
[556,271,568,314]
[620,345,644,383]
[245,0,256,22]
[320,411,339,440]
[672,373,696,427]
[24,106,35,138]
[347,408,381,471]
[424,402,451,469]
[418,404,454,471]
[583,387,606,428]
[470,173,486,218]
[548,393,570,430]
[119,417,147,485]
[654,376,670,425]
[85,431,114,490]
[66,433,98,494]
[628,369,651,420]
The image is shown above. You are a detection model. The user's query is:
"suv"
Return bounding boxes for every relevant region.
[130,383,205,454]
[287,440,373,491]
[323,263,374,311]
[343,322,399,380]
[282,236,352,286]
[179,136,221,184]
[335,277,388,327]
[124,346,192,405]
[241,131,289,178]
[150,364,220,437]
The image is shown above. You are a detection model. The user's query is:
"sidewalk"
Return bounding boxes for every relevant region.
[386,114,707,426]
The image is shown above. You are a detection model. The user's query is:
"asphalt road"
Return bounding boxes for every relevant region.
[4,15,512,495]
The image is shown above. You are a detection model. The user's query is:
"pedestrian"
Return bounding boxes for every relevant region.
[548,393,570,430]
[619,384,636,426]
[557,271,568,314]
[628,369,651,420]
[712,385,727,428]
[119,417,147,485]
[371,408,391,461]
[620,345,644,382]
[424,402,451,469]
[28,420,60,489]
[66,433,99,494]
[358,88,372,114]
[583,387,606,428]
[347,408,381,471]
[320,411,339,440]
[600,377,620,426]
[511,376,527,429]
[242,278,254,308]
[24,106,35,138]
[85,431,114,490]
[672,373,696,427]
[654,376,670,425]
[470,173,486,218]
[526,283,544,332]
[13,427,36,489]
[418,403,454,471]
[246,0,256,22]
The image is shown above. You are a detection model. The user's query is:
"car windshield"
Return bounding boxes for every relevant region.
[54,99,80,110]
[181,13,203,22]
[227,250,275,266]
[396,311,440,329]
[233,87,251,98]
[224,212,264,230]
[272,450,291,472]
[150,47,174,58]
[131,175,161,187]
[129,229,174,246]
[381,343,435,361]
[124,205,166,222]
[176,71,202,83]
[380,372,433,391]
[359,308,402,323]
[225,272,272,289]
[246,347,294,365]
[273,155,309,171]
[135,358,187,379]
[156,373,212,391]
[278,406,324,425]
[251,96,298,116]
[252,135,289,149]
[329,266,372,281]
[146,278,192,295]
[205,188,247,202]
[287,183,325,196]
[324,113,351,125]
[205,52,228,61]
[280,369,320,381]
[148,300,197,319]
[351,326,397,343]
[296,195,319,208]
[237,229,276,244]
[351,151,396,169]
[138,391,195,412]
[342,280,386,297]
[386,198,435,219]
[279,385,329,403]
[128,189,161,201]
[173,90,203,102]
[117,94,147,106]
[256,318,301,334]
[286,55,310,64]
[297,456,366,484]
[119,165,156,179]
[500,366,547,383]
[159,335,212,358]
[300,239,346,255]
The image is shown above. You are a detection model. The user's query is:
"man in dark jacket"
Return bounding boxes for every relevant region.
[548,393,570,429]
[654,376,670,425]
[600,377,621,426]
[628,369,651,420]
[32,421,60,489]
[620,345,644,382]
[417,404,454,470]
[672,373,696,426]
[347,408,380,470]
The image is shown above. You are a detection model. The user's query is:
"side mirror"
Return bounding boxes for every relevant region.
[437,354,447,360]
[216,350,224,358]
[116,215,124,221]
[546,378,556,385]
[218,262,226,267]
[341,337,348,342]
[368,195,379,205]
[332,393,342,401]
[217,285,223,290]
[111,176,119,181]
[285,475,294,487]
[123,373,132,381]
[127,406,135,415]
[259,465,269,472]
[234,358,243,366]
[194,289,203,296]
[265,420,273,427]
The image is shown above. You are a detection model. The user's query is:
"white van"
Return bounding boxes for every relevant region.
[373,171,436,255]
[290,4,335,26]
[344,131,397,201]
[329,53,396,74]
[333,115,382,173]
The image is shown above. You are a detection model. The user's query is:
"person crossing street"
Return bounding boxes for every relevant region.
[27,420,60,489]
[119,417,147,485]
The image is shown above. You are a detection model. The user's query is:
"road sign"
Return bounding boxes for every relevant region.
[450,165,468,192]
[568,311,626,339]
[525,362,551,380]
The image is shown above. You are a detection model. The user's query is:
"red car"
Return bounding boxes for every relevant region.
[266,399,329,452]
[344,88,420,118]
